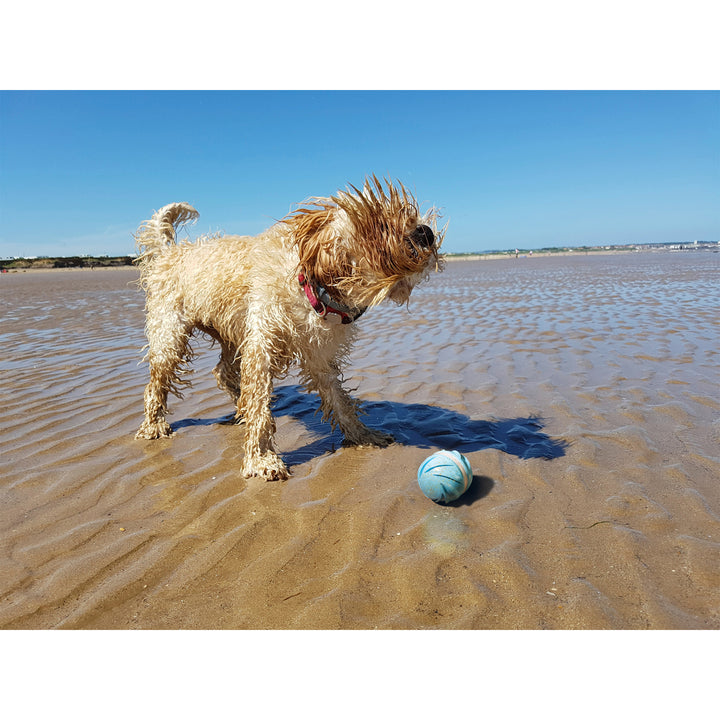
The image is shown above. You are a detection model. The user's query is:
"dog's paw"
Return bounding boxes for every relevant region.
[241,452,289,481]
[135,419,173,439]
[343,426,394,448]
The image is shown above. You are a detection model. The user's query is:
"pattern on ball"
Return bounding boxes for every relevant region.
[417,450,473,503]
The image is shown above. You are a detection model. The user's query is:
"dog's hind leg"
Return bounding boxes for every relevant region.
[136,310,193,440]
[213,341,243,414]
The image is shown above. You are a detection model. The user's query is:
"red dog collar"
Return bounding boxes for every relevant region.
[298,273,366,324]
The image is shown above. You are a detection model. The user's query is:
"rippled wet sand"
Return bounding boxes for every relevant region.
[1,253,718,629]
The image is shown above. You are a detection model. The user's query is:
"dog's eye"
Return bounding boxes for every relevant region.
[408,224,434,251]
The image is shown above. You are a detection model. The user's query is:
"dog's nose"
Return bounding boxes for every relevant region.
[410,224,435,248]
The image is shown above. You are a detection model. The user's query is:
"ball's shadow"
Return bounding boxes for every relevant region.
[445,475,496,507]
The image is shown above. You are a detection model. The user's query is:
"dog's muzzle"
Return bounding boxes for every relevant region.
[411,224,435,248]
[407,224,435,258]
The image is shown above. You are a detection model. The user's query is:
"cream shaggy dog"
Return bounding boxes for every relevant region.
[134,176,444,480]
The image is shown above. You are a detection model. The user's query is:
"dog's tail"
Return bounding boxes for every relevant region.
[134,202,199,265]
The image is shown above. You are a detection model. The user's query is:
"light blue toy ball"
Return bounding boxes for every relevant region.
[417,450,473,503]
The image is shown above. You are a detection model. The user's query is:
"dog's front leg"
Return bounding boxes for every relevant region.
[238,331,289,481]
[307,366,394,448]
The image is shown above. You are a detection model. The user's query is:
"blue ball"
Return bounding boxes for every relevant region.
[417,450,473,503]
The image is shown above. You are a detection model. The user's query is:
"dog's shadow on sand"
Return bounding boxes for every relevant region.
[173,384,569,496]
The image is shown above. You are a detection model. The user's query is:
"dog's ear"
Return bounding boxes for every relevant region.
[286,206,354,290]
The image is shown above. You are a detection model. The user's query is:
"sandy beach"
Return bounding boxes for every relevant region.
[1,252,718,629]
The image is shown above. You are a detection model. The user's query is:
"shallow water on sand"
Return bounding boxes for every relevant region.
[1,253,718,629]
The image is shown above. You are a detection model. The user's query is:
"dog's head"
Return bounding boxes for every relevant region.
[287,176,445,310]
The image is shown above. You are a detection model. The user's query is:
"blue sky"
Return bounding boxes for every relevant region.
[1,90,718,257]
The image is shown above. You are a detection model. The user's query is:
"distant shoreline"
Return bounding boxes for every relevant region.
[2,244,717,273]
[444,243,718,261]
[0,256,136,272]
